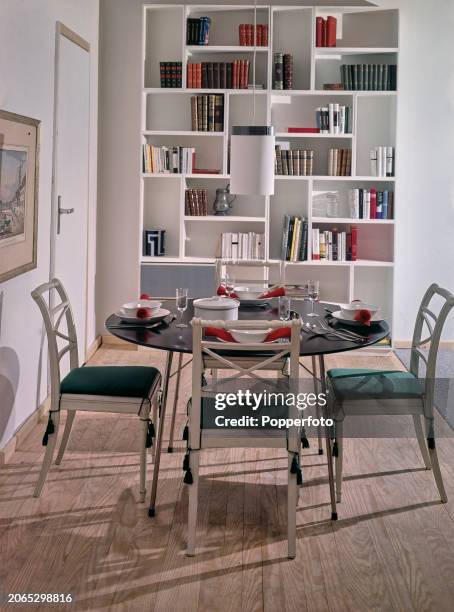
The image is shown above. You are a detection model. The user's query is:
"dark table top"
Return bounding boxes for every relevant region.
[105,299,390,356]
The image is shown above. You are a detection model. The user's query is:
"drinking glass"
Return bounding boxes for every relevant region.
[279,296,291,321]
[176,288,188,327]
[222,272,234,298]
[304,280,320,317]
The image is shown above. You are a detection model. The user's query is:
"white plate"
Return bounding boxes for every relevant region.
[115,308,171,323]
[330,310,384,327]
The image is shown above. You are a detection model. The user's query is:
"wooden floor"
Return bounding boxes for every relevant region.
[2,344,454,611]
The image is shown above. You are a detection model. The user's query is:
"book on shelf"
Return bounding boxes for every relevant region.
[185,189,208,216]
[239,23,268,46]
[328,148,351,176]
[143,145,195,174]
[323,83,344,91]
[186,17,211,45]
[191,94,224,131]
[316,16,337,47]
[187,61,250,89]
[275,145,314,176]
[280,215,308,262]
[348,188,394,219]
[370,146,394,177]
[340,64,397,91]
[312,226,358,262]
[191,168,221,174]
[316,104,352,134]
[273,53,293,90]
[220,232,264,260]
[288,127,320,134]
[159,62,182,88]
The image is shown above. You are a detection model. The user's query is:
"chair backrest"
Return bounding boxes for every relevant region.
[214,259,286,293]
[31,278,79,410]
[410,283,454,404]
[190,317,301,449]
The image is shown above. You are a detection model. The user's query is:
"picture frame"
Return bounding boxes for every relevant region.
[0,110,40,283]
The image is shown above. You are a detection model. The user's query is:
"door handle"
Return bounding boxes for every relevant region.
[57,195,75,234]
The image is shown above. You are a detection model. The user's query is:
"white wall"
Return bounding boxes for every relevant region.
[97,0,454,343]
[0,0,99,449]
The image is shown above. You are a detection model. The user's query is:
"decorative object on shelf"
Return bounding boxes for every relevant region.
[187,61,250,89]
[239,23,268,46]
[159,62,182,88]
[316,104,352,134]
[275,145,314,176]
[212,185,236,216]
[349,188,394,219]
[185,189,208,216]
[315,16,337,47]
[186,16,211,45]
[0,110,40,283]
[280,215,308,262]
[312,226,358,261]
[370,146,394,177]
[340,64,397,91]
[144,230,166,257]
[221,231,264,260]
[191,94,224,131]
[328,148,351,176]
[313,190,340,217]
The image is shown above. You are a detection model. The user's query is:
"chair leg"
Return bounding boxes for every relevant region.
[55,410,76,465]
[168,352,183,453]
[186,450,200,557]
[334,420,343,503]
[287,452,297,559]
[34,411,61,497]
[311,356,323,454]
[412,415,431,470]
[151,396,158,462]
[428,441,447,503]
[139,417,149,503]
[319,355,337,521]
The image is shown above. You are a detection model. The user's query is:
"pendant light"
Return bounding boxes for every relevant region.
[230,0,275,196]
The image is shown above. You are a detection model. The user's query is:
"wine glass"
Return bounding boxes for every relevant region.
[279,296,291,321]
[222,271,234,298]
[176,288,188,327]
[302,280,319,317]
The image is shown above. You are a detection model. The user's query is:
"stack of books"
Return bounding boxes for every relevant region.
[349,188,394,219]
[220,232,264,260]
[143,145,195,174]
[190,95,224,131]
[328,149,351,176]
[186,17,211,45]
[187,61,250,89]
[280,215,308,261]
[238,24,268,46]
[275,146,314,176]
[312,226,358,261]
[159,62,182,88]
[185,189,208,215]
[273,53,293,89]
[370,146,394,177]
[316,104,352,134]
[340,64,397,91]
[315,16,337,47]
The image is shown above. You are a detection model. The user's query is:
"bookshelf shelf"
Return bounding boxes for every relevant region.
[141,4,398,341]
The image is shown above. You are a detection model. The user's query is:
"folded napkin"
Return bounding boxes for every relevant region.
[354,309,372,326]
[136,307,153,319]
[204,326,291,343]
[140,293,152,300]
[216,286,285,300]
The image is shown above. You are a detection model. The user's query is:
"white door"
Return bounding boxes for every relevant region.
[51,24,90,366]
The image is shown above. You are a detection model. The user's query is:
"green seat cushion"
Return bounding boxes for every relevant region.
[327,368,424,401]
[60,366,160,399]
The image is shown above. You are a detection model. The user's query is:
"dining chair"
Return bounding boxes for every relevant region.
[31,278,161,500]
[186,317,302,558]
[326,283,454,513]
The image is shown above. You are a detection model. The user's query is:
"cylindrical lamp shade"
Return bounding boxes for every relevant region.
[230,126,275,196]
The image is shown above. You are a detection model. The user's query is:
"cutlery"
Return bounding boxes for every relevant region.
[317,318,366,340]
[303,321,365,343]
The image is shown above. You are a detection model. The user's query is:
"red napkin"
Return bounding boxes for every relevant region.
[204,326,291,343]
[354,309,372,326]
[259,287,285,299]
[140,293,152,300]
[216,285,239,299]
[137,307,152,319]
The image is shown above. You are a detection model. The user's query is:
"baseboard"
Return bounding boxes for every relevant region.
[0,396,50,465]
[393,340,454,349]
[85,335,102,361]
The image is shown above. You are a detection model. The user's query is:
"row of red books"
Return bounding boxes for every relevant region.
[187,61,250,89]
[238,24,269,46]
[316,16,337,47]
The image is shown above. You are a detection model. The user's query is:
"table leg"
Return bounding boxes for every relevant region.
[168,352,183,453]
[318,355,337,521]
[311,355,324,455]
[148,351,173,517]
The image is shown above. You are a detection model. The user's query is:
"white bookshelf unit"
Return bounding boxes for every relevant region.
[140,4,398,340]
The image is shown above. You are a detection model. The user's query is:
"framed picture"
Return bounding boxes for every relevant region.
[0,110,40,283]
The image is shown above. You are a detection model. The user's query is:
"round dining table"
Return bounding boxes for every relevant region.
[106,298,389,518]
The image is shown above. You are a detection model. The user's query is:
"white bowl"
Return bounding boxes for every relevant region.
[234,285,266,301]
[339,301,379,320]
[230,328,271,344]
[193,296,239,321]
[121,300,161,317]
